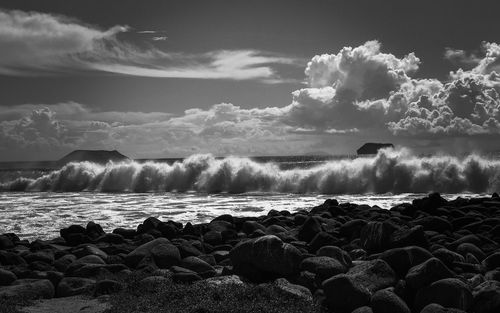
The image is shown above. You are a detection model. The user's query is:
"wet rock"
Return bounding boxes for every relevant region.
[360,221,397,253]
[53,254,77,272]
[322,274,371,313]
[300,256,347,282]
[56,277,95,297]
[456,243,486,261]
[180,256,216,278]
[471,280,500,313]
[72,245,108,260]
[308,232,339,253]
[414,278,473,312]
[379,246,432,277]
[433,248,465,267]
[347,259,397,293]
[125,238,180,268]
[371,288,410,313]
[0,235,14,250]
[316,245,352,268]
[86,221,105,239]
[138,275,169,289]
[273,278,312,301]
[413,216,453,233]
[483,252,500,271]
[405,257,455,290]
[298,217,323,242]
[0,250,27,266]
[0,269,17,286]
[339,219,367,239]
[230,235,302,282]
[419,303,467,313]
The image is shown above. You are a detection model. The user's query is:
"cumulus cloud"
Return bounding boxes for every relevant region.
[0,9,299,82]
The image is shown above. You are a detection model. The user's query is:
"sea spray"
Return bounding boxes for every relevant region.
[2,148,500,194]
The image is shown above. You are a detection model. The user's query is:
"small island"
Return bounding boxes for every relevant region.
[356,143,394,155]
[58,150,129,166]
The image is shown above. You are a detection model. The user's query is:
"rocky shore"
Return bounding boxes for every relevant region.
[1,193,500,313]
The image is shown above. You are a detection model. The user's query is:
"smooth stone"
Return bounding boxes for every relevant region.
[405,257,454,290]
[414,278,473,312]
[371,288,410,313]
[0,269,17,286]
[0,279,54,299]
[56,277,95,297]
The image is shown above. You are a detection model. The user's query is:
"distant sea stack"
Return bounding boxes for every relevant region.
[58,150,129,165]
[356,143,394,155]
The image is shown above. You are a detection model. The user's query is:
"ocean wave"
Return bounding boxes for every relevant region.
[2,148,500,194]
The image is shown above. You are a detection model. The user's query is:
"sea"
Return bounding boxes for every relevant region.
[0,148,497,240]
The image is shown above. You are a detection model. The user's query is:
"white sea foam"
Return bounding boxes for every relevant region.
[2,148,500,194]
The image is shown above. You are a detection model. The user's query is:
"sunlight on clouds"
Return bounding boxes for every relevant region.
[0,9,300,82]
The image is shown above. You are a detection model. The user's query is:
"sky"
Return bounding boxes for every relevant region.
[1,0,500,161]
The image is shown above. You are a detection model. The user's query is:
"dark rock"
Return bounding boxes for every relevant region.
[371,288,410,313]
[413,216,453,233]
[137,276,169,289]
[0,269,17,286]
[94,279,123,296]
[60,225,86,244]
[433,248,465,267]
[23,250,55,264]
[0,250,27,266]
[72,245,108,260]
[300,256,347,282]
[203,231,223,246]
[125,238,180,268]
[172,271,203,283]
[379,246,433,277]
[322,274,371,313]
[316,245,352,268]
[112,228,136,239]
[347,259,397,293]
[241,221,266,235]
[405,257,454,290]
[0,235,14,250]
[456,243,486,261]
[273,278,312,301]
[229,235,302,282]
[86,221,105,239]
[356,143,394,155]
[471,280,500,313]
[180,256,216,278]
[390,225,428,249]
[483,252,500,271]
[308,232,339,253]
[419,303,467,313]
[56,277,95,297]
[414,278,473,312]
[352,307,374,313]
[54,254,77,272]
[298,217,323,243]
[360,221,397,253]
[96,233,124,244]
[339,219,367,239]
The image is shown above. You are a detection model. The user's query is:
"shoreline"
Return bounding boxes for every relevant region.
[1,192,500,312]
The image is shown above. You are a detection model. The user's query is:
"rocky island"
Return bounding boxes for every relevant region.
[58,150,129,166]
[357,143,394,155]
[1,193,500,313]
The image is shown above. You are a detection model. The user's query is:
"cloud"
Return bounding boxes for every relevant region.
[0,9,300,82]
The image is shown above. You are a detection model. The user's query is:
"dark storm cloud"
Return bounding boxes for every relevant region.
[0,9,300,82]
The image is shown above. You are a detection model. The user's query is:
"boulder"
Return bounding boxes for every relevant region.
[433,248,465,267]
[414,278,473,312]
[371,288,410,313]
[419,303,467,313]
[405,257,455,290]
[456,243,486,261]
[229,235,302,282]
[483,252,500,271]
[379,246,433,277]
[471,280,500,313]
[360,222,397,253]
[0,235,14,250]
[300,256,347,281]
[322,274,371,313]
[273,278,312,302]
[56,277,95,297]
[347,259,397,293]
[180,256,216,278]
[298,217,322,242]
[125,238,180,268]
[0,269,17,286]
[316,245,352,268]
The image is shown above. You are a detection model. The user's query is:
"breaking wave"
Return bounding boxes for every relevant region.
[2,148,500,194]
